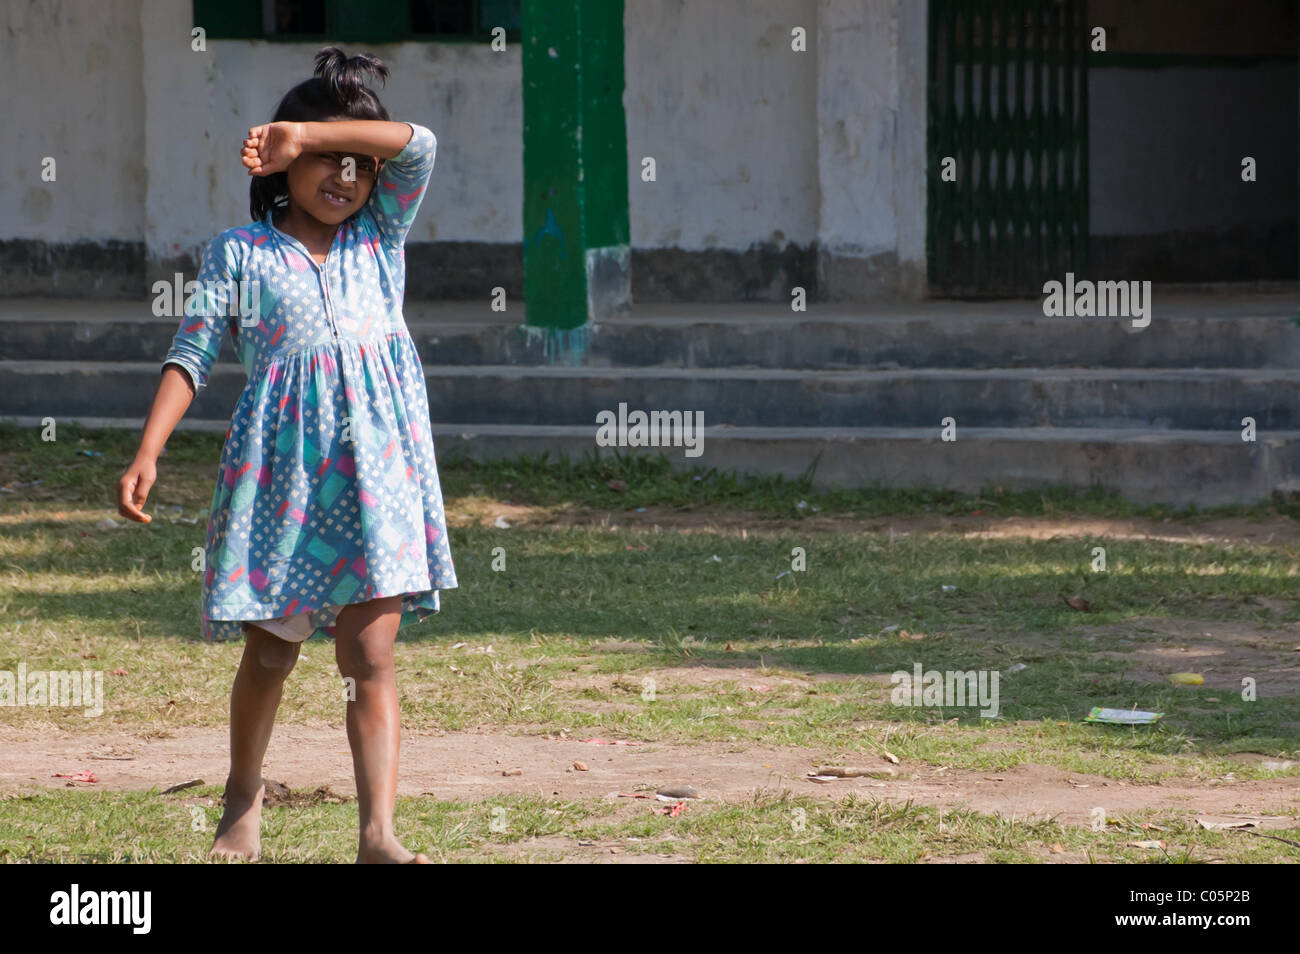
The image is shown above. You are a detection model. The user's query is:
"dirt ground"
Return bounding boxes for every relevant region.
[3,723,1297,834]
[453,502,1300,548]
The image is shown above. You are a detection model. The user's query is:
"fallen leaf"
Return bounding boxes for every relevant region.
[160,778,203,795]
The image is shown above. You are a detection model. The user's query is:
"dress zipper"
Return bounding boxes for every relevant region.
[273,219,339,341]
[319,247,338,341]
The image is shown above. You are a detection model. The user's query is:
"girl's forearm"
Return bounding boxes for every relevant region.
[135,364,197,461]
[296,120,414,159]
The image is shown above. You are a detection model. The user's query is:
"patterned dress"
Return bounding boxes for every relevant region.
[163,122,457,641]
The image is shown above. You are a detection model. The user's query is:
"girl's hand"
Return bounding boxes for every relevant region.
[117,457,157,523]
[242,122,304,177]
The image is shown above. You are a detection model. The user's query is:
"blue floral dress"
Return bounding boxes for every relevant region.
[163,122,458,641]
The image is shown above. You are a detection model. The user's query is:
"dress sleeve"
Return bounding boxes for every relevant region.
[366,122,437,249]
[162,234,237,392]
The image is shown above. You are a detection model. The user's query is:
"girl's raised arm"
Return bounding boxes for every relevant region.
[244,119,437,249]
[361,122,436,249]
[242,120,416,176]
[297,120,416,160]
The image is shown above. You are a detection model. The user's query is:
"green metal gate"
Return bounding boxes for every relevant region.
[927,0,1090,297]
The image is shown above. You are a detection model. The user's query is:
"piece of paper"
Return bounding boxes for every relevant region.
[1084,706,1163,725]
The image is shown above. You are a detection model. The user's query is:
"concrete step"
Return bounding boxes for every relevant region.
[5,415,1295,507]
[6,360,1300,430]
[2,295,1298,368]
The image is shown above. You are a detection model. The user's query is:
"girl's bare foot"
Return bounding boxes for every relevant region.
[209,777,265,861]
[357,830,429,864]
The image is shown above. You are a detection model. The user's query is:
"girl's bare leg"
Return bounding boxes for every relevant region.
[210,624,302,861]
[333,595,429,864]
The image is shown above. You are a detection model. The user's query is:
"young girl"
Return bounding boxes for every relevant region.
[116,47,457,863]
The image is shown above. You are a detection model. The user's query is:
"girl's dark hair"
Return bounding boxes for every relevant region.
[249,47,392,222]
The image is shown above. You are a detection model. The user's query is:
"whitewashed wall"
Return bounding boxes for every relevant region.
[1,0,146,242]
[3,0,927,296]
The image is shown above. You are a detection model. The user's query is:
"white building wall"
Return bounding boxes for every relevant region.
[1,0,145,243]
[140,0,522,256]
[4,0,926,296]
[814,0,927,295]
[623,0,820,249]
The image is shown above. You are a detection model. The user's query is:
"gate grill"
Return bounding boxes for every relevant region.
[927,0,1089,297]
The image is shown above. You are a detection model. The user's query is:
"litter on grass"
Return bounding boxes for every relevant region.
[1197,817,1259,831]
[52,770,99,784]
[1084,707,1163,725]
[656,786,699,800]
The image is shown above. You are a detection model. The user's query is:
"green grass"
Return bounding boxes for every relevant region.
[3,788,1296,864]
[2,420,1299,862]
[4,507,1299,759]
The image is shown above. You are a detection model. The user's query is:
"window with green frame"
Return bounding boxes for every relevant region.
[192,0,522,43]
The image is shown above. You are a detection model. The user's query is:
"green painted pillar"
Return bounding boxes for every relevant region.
[521,0,631,333]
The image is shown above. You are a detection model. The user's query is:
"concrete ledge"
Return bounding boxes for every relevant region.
[3,295,1296,368]
[9,360,1300,429]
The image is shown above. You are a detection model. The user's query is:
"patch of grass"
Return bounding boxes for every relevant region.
[3,788,1297,863]
[3,422,1300,861]
[2,503,1298,772]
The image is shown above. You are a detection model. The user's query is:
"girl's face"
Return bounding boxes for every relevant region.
[284,148,381,226]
